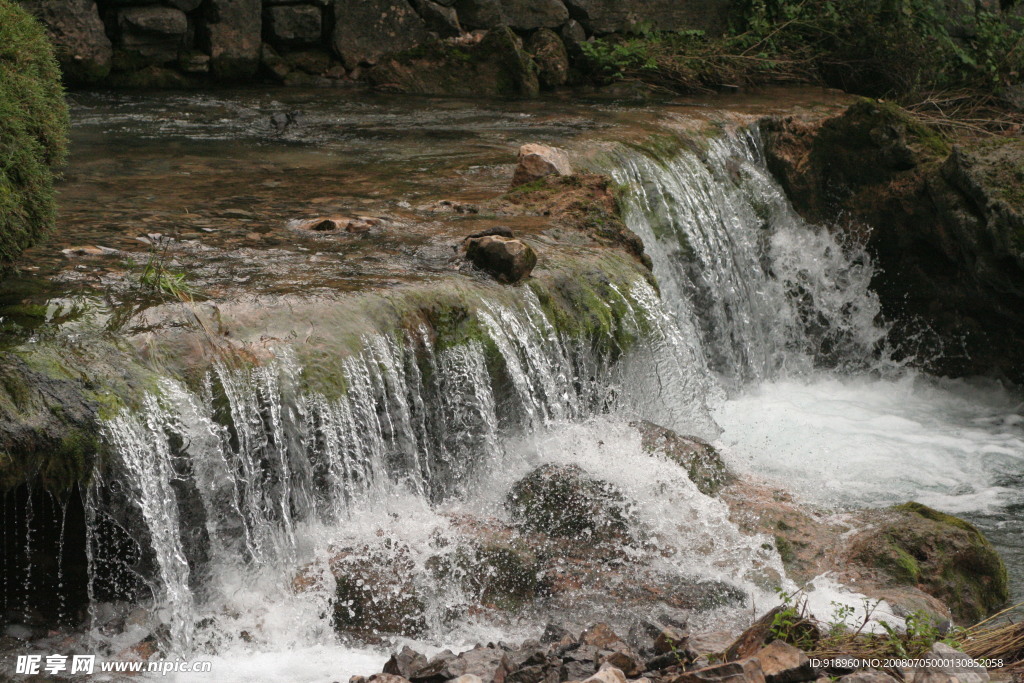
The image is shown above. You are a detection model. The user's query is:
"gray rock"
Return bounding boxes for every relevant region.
[18,0,112,83]
[632,420,735,496]
[502,0,569,29]
[411,645,512,683]
[506,465,631,538]
[562,0,730,35]
[559,18,588,57]
[265,5,323,45]
[411,0,462,37]
[118,7,188,64]
[204,0,262,80]
[525,28,568,88]
[166,0,203,12]
[332,0,430,69]
[384,646,429,679]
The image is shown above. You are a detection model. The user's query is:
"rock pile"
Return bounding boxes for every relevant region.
[351,623,992,683]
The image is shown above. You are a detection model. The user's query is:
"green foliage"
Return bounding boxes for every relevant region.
[0,0,69,274]
[580,0,1023,99]
[138,249,198,302]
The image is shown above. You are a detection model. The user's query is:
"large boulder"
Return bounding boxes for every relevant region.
[368,27,539,97]
[847,502,1008,624]
[16,0,111,83]
[506,464,632,541]
[203,0,262,80]
[332,0,430,70]
[762,102,1024,383]
[525,29,569,89]
[464,235,538,283]
[0,0,69,275]
[561,0,730,35]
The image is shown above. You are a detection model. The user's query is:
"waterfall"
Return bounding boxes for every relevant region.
[85,124,909,661]
[606,128,889,384]
[91,281,730,655]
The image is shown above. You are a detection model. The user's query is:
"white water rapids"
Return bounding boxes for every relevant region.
[82,125,1023,682]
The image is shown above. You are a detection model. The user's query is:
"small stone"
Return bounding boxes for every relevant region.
[903,643,989,683]
[464,235,537,284]
[582,624,626,650]
[451,676,486,683]
[600,651,641,677]
[511,143,572,187]
[369,676,412,683]
[755,640,815,683]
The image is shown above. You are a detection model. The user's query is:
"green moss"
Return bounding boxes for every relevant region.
[774,534,796,565]
[894,501,977,533]
[0,0,69,275]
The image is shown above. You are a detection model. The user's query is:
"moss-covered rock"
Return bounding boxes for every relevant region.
[632,420,735,496]
[506,464,633,541]
[762,102,1024,383]
[848,502,1008,624]
[0,0,69,275]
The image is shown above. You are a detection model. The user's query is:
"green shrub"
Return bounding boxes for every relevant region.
[0,0,69,275]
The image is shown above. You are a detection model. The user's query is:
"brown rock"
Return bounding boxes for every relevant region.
[671,658,766,683]
[289,216,381,233]
[511,144,572,187]
[584,666,627,683]
[837,673,899,683]
[18,0,112,84]
[464,235,537,283]
[384,647,429,678]
[580,622,626,650]
[654,626,690,655]
[369,676,413,683]
[755,640,815,683]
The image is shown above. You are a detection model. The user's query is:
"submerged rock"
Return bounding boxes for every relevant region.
[464,235,538,283]
[847,502,1008,624]
[288,215,382,234]
[511,144,573,187]
[506,464,632,541]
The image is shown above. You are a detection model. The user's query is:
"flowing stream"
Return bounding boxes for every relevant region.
[1,92,1021,681]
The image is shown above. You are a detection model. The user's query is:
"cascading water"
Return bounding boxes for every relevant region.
[606,126,1024,603]
[71,117,1023,680]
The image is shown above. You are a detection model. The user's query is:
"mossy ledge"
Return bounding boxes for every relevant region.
[0,0,69,276]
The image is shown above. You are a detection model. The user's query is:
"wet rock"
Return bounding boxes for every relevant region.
[506,464,632,540]
[599,651,642,677]
[672,658,766,683]
[466,226,514,239]
[428,535,542,610]
[285,48,333,74]
[632,421,735,496]
[384,647,429,678]
[725,608,813,662]
[370,675,414,683]
[903,643,989,683]
[179,51,211,74]
[502,0,570,30]
[755,640,815,683]
[332,0,430,70]
[541,624,575,645]
[265,5,323,46]
[117,7,187,64]
[511,144,573,187]
[464,235,538,283]
[261,43,291,81]
[838,672,899,683]
[525,29,569,89]
[847,502,1008,623]
[411,0,463,37]
[204,0,262,80]
[18,0,112,83]
[294,542,426,638]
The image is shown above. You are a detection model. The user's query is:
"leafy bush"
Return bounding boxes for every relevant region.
[0,0,69,274]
